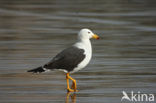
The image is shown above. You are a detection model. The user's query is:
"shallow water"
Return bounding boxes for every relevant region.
[0,0,156,103]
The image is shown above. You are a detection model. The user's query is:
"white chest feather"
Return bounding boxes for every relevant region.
[71,40,92,73]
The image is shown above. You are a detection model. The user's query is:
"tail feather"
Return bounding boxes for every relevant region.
[27,66,46,73]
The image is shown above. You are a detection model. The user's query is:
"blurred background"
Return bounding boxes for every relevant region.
[0,0,156,103]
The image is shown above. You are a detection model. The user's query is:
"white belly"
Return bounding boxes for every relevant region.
[71,40,92,73]
[71,53,91,73]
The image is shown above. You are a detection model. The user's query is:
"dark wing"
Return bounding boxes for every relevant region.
[43,46,85,72]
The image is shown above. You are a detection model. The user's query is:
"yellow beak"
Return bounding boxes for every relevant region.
[92,34,99,40]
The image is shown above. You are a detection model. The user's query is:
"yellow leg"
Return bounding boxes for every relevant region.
[66,73,74,92]
[66,73,78,92]
[71,82,74,89]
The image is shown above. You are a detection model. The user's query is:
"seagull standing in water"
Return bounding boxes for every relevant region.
[28,29,99,92]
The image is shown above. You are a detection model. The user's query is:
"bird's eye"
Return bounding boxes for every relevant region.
[88,32,91,34]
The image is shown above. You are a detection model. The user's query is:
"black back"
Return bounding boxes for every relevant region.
[43,46,86,72]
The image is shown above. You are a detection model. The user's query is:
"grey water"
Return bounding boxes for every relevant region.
[0,0,156,103]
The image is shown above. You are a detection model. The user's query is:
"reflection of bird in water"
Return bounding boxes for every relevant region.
[28,29,99,92]
[65,92,76,103]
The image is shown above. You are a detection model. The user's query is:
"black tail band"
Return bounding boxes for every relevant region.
[27,66,45,73]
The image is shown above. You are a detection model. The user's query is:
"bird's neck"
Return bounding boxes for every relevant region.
[80,39,91,46]
[76,39,92,51]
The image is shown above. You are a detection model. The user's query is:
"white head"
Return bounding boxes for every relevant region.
[78,28,99,40]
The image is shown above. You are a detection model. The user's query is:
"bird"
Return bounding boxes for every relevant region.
[27,28,99,92]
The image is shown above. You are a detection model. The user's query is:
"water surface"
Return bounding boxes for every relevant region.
[0,0,156,103]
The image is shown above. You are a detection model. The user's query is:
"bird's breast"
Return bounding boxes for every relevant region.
[71,42,92,73]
